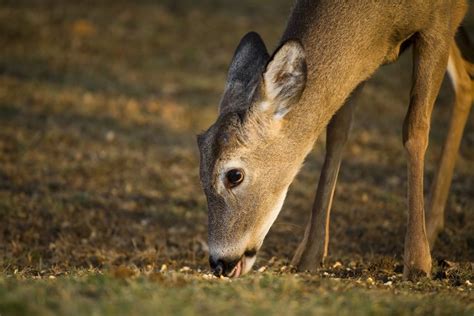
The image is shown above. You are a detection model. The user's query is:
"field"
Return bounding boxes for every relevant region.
[0,0,473,315]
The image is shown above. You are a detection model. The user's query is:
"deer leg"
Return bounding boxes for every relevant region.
[402,32,450,280]
[292,85,362,271]
[426,43,473,249]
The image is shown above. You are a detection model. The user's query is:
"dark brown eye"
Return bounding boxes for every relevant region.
[225,169,244,188]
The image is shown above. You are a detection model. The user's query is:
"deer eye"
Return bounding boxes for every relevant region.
[225,169,244,188]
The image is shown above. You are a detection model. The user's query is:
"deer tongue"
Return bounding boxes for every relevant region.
[230,259,243,278]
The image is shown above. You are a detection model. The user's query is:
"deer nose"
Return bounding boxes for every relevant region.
[209,256,238,277]
[209,256,224,276]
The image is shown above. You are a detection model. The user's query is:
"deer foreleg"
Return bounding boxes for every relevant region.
[292,85,362,271]
[402,31,450,280]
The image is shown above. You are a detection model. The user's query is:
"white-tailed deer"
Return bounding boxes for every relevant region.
[197,0,473,280]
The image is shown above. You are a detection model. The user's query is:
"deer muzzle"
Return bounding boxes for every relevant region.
[209,249,257,278]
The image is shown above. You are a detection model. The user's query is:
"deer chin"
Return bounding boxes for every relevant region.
[228,254,257,278]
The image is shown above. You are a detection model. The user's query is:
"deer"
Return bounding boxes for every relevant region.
[197,0,473,280]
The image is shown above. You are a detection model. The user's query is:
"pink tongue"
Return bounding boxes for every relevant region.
[234,260,242,277]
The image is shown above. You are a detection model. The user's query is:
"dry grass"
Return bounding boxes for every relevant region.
[0,1,473,315]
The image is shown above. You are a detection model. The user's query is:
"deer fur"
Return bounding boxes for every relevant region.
[197,0,473,280]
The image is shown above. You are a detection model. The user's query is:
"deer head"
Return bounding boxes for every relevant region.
[197,32,308,277]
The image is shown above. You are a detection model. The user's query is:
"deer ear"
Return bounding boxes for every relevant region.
[261,40,307,119]
[220,32,270,114]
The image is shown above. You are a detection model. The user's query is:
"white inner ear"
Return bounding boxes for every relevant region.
[259,100,272,111]
[264,61,288,101]
[274,106,289,120]
[261,42,305,119]
[264,46,302,99]
[258,99,288,121]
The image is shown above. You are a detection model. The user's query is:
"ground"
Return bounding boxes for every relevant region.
[0,1,473,315]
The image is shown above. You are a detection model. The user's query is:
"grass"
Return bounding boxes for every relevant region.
[1,271,473,316]
[0,0,473,315]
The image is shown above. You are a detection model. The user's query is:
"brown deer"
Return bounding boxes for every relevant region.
[197,0,473,280]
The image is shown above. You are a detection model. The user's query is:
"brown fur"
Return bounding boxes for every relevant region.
[198,0,473,280]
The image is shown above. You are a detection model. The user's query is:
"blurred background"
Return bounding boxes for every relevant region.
[0,0,473,276]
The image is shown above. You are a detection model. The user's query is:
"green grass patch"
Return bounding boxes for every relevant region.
[1,272,472,316]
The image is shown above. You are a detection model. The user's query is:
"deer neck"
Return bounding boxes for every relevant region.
[279,3,386,149]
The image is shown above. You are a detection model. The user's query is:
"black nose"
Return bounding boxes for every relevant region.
[209,256,238,277]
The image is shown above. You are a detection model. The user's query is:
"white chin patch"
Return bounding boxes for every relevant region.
[242,255,257,275]
[257,190,288,243]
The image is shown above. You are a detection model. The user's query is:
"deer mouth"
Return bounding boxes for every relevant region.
[228,252,257,278]
[228,258,244,278]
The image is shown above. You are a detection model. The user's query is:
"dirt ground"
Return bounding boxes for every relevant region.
[0,1,473,314]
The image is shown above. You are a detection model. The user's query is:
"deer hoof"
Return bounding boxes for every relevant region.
[291,251,324,273]
[403,266,431,281]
